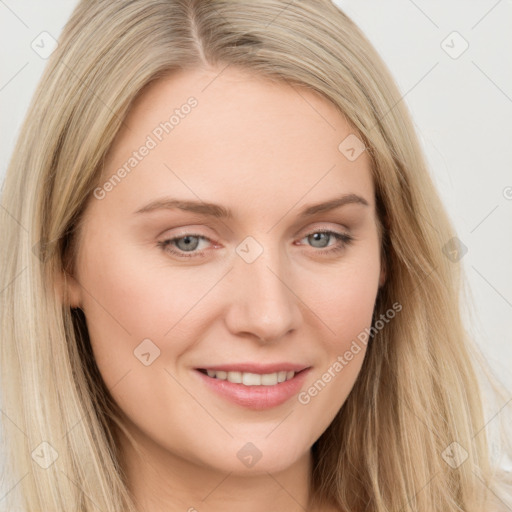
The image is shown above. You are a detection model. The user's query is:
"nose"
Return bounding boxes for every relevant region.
[224,243,303,343]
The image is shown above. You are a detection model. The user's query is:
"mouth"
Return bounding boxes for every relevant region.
[194,366,312,410]
[196,368,306,386]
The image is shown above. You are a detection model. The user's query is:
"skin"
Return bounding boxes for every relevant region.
[62,65,385,512]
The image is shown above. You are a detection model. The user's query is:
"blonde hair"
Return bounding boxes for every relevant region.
[1,0,510,510]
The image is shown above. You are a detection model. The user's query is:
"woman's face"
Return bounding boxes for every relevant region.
[65,66,384,480]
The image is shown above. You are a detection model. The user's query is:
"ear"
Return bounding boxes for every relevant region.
[55,269,83,309]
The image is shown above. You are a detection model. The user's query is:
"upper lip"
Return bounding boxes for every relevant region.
[196,363,310,374]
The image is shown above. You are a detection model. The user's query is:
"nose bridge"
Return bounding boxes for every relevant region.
[225,237,301,341]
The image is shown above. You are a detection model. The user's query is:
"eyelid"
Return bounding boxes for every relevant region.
[159,221,352,244]
[295,221,351,237]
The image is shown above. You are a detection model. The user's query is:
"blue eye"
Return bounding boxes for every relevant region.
[300,230,353,254]
[157,230,353,259]
[157,234,210,258]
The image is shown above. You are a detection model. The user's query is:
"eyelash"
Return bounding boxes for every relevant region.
[157,229,354,259]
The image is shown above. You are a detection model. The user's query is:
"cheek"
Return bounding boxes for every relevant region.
[309,236,382,343]
[77,236,224,386]
[296,241,381,425]
[323,271,378,332]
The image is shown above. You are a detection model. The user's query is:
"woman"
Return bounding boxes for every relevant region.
[0,1,510,510]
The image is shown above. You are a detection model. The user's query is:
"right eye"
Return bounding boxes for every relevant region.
[157,234,214,258]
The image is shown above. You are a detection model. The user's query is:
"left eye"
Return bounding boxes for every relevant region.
[301,230,351,249]
[157,230,353,259]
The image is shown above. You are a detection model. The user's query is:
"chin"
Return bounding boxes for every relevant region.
[199,437,310,476]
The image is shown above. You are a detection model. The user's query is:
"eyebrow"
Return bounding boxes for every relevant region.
[133,193,369,219]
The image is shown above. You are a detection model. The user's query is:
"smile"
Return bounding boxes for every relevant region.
[195,367,311,410]
[198,369,297,386]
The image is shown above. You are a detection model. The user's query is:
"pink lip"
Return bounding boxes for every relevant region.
[194,367,311,410]
[197,362,309,373]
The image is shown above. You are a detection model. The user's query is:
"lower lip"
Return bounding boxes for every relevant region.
[195,369,311,410]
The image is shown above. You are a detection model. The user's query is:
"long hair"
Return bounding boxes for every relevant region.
[1,1,510,510]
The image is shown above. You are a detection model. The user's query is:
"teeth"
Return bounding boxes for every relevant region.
[204,370,296,386]
[227,371,242,383]
[243,372,261,386]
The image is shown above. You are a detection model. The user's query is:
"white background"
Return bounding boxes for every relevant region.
[1,0,511,492]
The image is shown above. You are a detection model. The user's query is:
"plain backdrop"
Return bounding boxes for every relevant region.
[1,0,511,493]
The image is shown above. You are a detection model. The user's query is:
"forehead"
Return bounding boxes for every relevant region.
[92,66,374,223]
